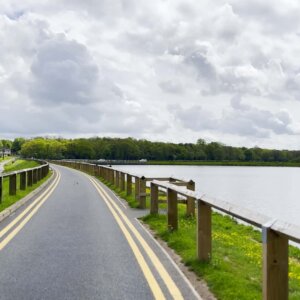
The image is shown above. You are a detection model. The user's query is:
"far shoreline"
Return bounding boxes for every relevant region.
[146,160,300,167]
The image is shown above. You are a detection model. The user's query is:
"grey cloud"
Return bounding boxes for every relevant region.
[30,34,99,106]
[172,97,299,138]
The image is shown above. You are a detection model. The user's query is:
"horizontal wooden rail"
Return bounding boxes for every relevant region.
[0,160,50,204]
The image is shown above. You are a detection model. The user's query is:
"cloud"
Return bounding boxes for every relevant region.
[30,34,99,106]
[172,96,300,138]
[1,1,300,148]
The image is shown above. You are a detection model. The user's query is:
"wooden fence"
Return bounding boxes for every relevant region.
[53,160,300,300]
[0,161,50,203]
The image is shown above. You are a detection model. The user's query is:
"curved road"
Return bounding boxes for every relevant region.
[0,165,200,300]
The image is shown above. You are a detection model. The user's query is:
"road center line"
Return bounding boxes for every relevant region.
[88,175,184,300]
[88,177,166,300]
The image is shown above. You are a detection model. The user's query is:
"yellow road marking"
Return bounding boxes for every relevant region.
[91,181,166,300]
[88,176,184,300]
[0,169,59,240]
[0,171,61,251]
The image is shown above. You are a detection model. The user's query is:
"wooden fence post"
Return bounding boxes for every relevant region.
[262,226,288,300]
[20,172,26,190]
[197,200,212,261]
[135,177,140,201]
[120,172,125,191]
[150,183,158,214]
[9,173,17,195]
[0,177,2,203]
[116,171,120,188]
[27,170,33,187]
[126,174,132,196]
[167,188,178,230]
[187,180,195,217]
[33,169,38,184]
[139,177,146,209]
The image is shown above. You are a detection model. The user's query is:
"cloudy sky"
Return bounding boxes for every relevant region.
[1,0,300,149]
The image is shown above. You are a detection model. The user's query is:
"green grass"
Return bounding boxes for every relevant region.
[0,156,12,162]
[4,159,40,172]
[142,209,300,300]
[148,160,300,167]
[0,171,52,212]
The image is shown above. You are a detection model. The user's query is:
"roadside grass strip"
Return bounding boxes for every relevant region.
[0,169,60,250]
[87,175,185,300]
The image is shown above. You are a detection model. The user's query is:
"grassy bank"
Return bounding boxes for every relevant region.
[4,159,40,172]
[143,210,300,300]
[97,176,300,300]
[148,160,300,167]
[0,171,52,212]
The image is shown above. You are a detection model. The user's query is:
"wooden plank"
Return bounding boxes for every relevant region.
[150,183,158,214]
[186,180,195,217]
[197,200,212,261]
[271,220,300,244]
[139,177,146,209]
[120,172,125,191]
[27,170,33,187]
[20,172,26,190]
[135,177,140,201]
[262,226,288,300]
[167,188,178,230]
[0,177,2,203]
[9,173,17,195]
[126,174,132,196]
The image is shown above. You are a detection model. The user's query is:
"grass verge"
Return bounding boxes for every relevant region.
[4,159,40,172]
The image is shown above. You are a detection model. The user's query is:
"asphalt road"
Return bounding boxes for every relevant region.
[0,165,201,300]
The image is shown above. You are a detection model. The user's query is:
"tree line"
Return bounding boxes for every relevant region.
[2,137,300,163]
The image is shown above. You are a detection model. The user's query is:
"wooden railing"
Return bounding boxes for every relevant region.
[0,160,50,203]
[52,160,300,300]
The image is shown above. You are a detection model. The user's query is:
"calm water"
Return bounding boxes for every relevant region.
[115,165,300,227]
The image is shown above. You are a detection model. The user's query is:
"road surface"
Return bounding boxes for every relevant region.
[0,164,200,299]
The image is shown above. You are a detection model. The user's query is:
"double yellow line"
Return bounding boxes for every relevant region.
[0,168,61,250]
[88,175,184,300]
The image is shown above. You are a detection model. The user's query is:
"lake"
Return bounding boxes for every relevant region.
[115,165,300,227]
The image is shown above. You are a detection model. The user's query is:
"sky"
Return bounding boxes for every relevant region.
[1,0,300,149]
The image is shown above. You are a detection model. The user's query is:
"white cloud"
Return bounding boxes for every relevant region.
[1,1,300,148]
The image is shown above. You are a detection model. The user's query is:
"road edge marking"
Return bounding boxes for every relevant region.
[135,218,202,300]
[89,176,184,300]
[0,171,61,250]
[88,177,166,300]
[0,169,60,240]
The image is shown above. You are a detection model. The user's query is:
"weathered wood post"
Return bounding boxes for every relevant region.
[135,177,140,201]
[27,170,33,187]
[262,225,288,300]
[111,169,115,185]
[0,176,2,203]
[139,176,146,209]
[126,174,132,196]
[120,172,125,191]
[116,171,120,188]
[150,182,158,214]
[167,188,178,230]
[33,169,38,184]
[20,171,26,190]
[187,180,195,217]
[197,200,212,261]
[37,167,42,181]
[9,173,17,195]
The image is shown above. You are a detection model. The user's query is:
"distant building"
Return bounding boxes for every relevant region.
[2,148,11,156]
